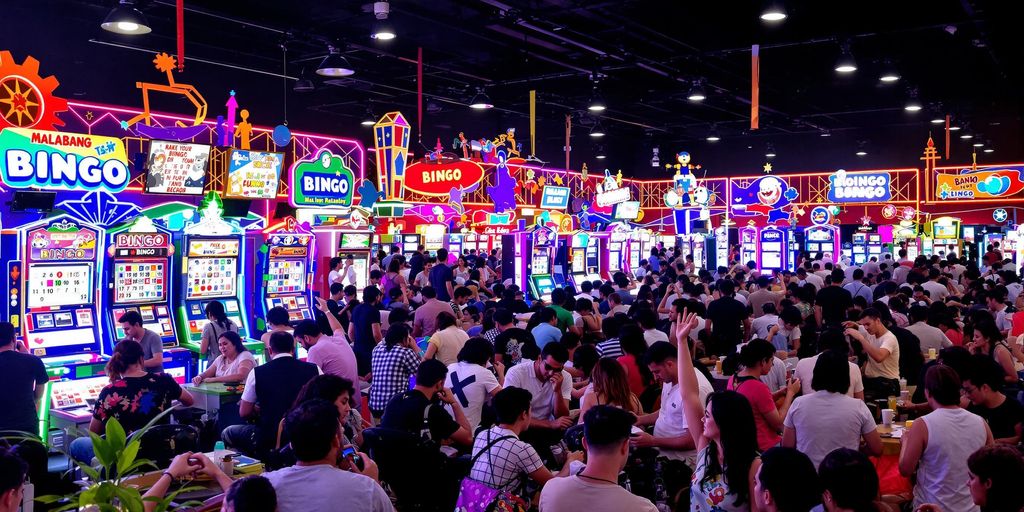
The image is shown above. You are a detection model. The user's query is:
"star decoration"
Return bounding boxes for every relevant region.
[994,209,1008,223]
[792,206,806,217]
[861,215,872,226]
[85,111,94,121]
[553,175,564,186]
[763,162,773,174]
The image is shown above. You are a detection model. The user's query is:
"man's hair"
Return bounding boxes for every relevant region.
[329,256,343,269]
[369,269,383,280]
[437,247,449,261]
[268,331,295,355]
[362,286,381,303]
[812,350,851,394]
[818,448,879,511]
[966,353,1006,392]
[416,359,448,388]
[550,288,566,305]
[636,308,658,329]
[536,307,556,324]
[908,304,929,323]
[761,302,778,316]
[607,292,622,305]
[758,447,821,512]
[421,286,437,299]
[344,285,357,296]
[330,282,345,296]
[541,341,569,363]
[831,268,845,284]
[860,307,883,321]
[0,446,28,496]
[0,322,16,347]
[117,310,144,327]
[583,405,635,454]
[292,319,321,339]
[644,341,678,366]
[493,308,514,326]
[581,281,593,292]
[718,279,735,295]
[852,268,864,280]
[457,337,494,366]
[284,399,341,462]
[453,286,472,300]
[493,387,533,425]
[925,364,962,406]
[225,475,277,512]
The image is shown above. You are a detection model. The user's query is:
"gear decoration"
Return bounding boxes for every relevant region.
[0,51,67,130]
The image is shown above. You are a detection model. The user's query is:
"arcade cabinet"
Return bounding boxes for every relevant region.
[569,231,603,289]
[462,232,492,257]
[738,226,758,267]
[2,215,108,441]
[924,216,962,258]
[867,232,884,262]
[851,232,869,265]
[446,233,464,258]
[501,226,557,301]
[335,231,373,293]
[680,233,710,271]
[420,225,445,257]
[892,224,921,261]
[713,226,730,270]
[174,195,263,369]
[758,225,788,273]
[254,218,316,334]
[804,223,840,263]
[401,233,423,258]
[606,227,629,279]
[104,215,192,383]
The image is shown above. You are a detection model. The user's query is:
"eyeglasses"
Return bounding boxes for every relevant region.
[544,362,564,373]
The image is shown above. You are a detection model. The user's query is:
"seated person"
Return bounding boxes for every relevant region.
[539,405,657,512]
[222,475,278,512]
[118,310,165,373]
[223,332,319,457]
[70,340,194,463]
[263,400,389,512]
[291,375,365,448]
[1,445,28,512]
[461,388,581,505]
[963,355,1024,445]
[261,306,293,349]
[380,359,473,448]
[191,331,256,385]
[141,452,234,512]
[503,343,574,462]
[753,447,822,512]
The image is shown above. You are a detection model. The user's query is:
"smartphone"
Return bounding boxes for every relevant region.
[342,446,364,470]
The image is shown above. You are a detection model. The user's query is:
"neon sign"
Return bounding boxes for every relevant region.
[540,186,570,209]
[290,150,355,207]
[936,166,1024,200]
[827,170,891,203]
[404,160,484,196]
[0,128,129,192]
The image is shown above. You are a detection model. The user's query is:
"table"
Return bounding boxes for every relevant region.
[876,422,905,456]
[123,455,264,505]
[183,383,243,432]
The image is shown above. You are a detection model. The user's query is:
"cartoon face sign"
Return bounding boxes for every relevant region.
[757,176,784,206]
[692,186,711,206]
[31,233,49,249]
[676,151,691,166]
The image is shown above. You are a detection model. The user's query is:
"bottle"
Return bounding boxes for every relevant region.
[213,441,227,471]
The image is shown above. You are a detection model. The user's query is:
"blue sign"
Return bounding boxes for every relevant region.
[810,206,831,225]
[730,175,797,223]
[994,209,1008,223]
[827,170,892,203]
[539,185,570,209]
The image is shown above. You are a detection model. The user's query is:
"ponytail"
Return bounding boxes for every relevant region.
[106,339,145,382]
[205,300,230,330]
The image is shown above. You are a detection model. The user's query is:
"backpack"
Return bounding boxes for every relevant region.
[455,431,529,512]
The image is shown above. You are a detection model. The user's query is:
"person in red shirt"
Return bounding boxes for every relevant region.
[725,339,800,451]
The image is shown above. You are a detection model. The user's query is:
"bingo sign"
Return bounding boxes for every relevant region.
[826,170,891,203]
[540,186,571,209]
[936,166,1024,200]
[810,206,831,225]
[225,150,283,199]
[0,128,130,192]
[113,232,171,257]
[290,150,355,207]
[29,218,98,261]
[145,140,210,195]
[403,160,485,196]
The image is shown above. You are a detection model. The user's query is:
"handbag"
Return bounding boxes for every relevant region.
[455,431,528,512]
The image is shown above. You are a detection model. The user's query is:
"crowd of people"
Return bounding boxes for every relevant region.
[4,240,1024,512]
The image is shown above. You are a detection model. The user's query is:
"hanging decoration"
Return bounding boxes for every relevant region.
[120,53,208,141]
[487,148,517,213]
[751,44,760,130]
[0,50,68,130]
[176,0,185,71]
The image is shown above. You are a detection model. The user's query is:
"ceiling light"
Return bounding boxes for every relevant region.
[904,89,922,112]
[706,125,721,142]
[930,117,945,124]
[856,150,867,156]
[820,130,831,137]
[316,45,355,77]
[973,141,984,147]
[765,143,777,158]
[360,106,376,126]
[371,21,396,40]
[984,148,994,153]
[589,121,606,138]
[949,125,961,131]
[760,1,787,21]
[595,145,607,160]
[960,133,973,139]
[879,60,900,82]
[101,1,152,35]
[856,141,868,156]
[293,68,315,93]
[587,89,606,112]
[687,80,706,102]
[468,89,494,109]
[834,43,857,73]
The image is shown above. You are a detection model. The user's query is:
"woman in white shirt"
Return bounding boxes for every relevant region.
[425,311,470,366]
[192,331,256,384]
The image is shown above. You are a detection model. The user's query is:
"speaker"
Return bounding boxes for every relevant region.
[221,199,252,218]
[10,191,56,212]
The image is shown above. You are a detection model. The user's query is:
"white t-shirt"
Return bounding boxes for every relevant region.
[783,390,876,469]
[643,329,669,346]
[906,323,952,354]
[328,269,342,284]
[540,475,657,512]
[751,314,780,340]
[654,371,713,463]
[793,354,863,397]
[263,464,392,512]
[504,361,572,421]
[864,331,901,380]
[760,356,787,393]
[345,265,359,285]
[445,361,500,431]
[804,273,824,291]
[921,280,949,301]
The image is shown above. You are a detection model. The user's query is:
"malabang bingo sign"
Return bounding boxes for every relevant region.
[827,170,892,203]
[0,128,130,192]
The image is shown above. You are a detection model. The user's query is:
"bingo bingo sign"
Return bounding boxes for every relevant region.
[28,218,98,261]
[225,150,284,199]
[145,140,210,195]
[540,186,571,209]
[827,170,892,203]
[113,232,171,258]
[290,150,355,207]
[0,128,130,192]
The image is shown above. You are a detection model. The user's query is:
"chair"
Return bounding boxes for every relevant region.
[136,424,201,468]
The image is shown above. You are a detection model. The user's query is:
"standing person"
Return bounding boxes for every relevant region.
[445,338,503,432]
[408,245,425,287]
[381,245,400,271]
[673,313,761,512]
[539,405,658,512]
[845,308,901,402]
[424,312,470,366]
[349,287,383,378]
[748,276,783,319]
[726,339,800,452]
[295,314,361,408]
[342,254,359,286]
[792,329,864,399]
[843,269,874,304]
[327,256,345,285]
[0,322,48,437]
[201,300,239,362]
[899,365,993,512]
[118,310,165,373]
[412,286,452,338]
[815,269,853,329]
[707,280,750,356]
[368,324,421,422]
[547,289,574,333]
[430,248,456,302]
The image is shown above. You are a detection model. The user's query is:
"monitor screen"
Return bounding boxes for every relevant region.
[531,247,550,274]
[28,263,93,308]
[761,242,782,252]
[186,257,237,299]
[145,141,210,195]
[225,150,284,199]
[339,233,371,250]
[532,275,556,296]
[934,225,957,238]
[114,262,166,304]
[821,243,834,252]
[806,243,820,252]
[267,259,306,294]
[761,252,782,268]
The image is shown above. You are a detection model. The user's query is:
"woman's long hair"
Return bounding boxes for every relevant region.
[106,339,145,382]
[700,390,759,507]
[591,358,638,414]
[205,300,230,330]
[618,324,654,385]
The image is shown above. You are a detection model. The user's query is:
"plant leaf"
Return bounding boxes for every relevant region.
[117,440,141,476]
[105,417,127,455]
[112,485,145,512]
[34,494,65,504]
[79,464,102,482]
[89,431,113,469]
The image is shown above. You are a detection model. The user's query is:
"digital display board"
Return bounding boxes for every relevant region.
[267,259,306,294]
[114,262,166,303]
[28,263,93,308]
[186,257,237,299]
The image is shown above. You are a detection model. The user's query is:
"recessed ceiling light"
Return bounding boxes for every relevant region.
[101,0,152,35]
[960,133,973,139]
[984,148,994,153]
[930,118,945,124]
[949,125,961,131]
[820,131,831,137]
[856,150,867,156]
[973,142,984,147]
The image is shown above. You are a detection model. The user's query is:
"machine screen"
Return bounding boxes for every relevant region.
[267,259,306,294]
[531,275,556,298]
[25,326,94,351]
[114,262,166,303]
[761,242,782,252]
[340,233,371,249]
[762,252,783,268]
[934,225,957,238]
[531,247,550,274]
[571,251,584,270]
[821,243,834,252]
[186,257,237,299]
[28,264,93,308]
[807,243,820,252]
[807,229,831,241]
[50,376,109,410]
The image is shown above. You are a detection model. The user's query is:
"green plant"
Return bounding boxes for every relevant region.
[36,409,202,512]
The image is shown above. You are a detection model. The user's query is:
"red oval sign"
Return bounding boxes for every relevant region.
[404,160,485,196]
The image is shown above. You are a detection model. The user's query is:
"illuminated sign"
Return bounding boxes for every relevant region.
[936,166,1024,200]
[810,206,831,225]
[762,229,782,241]
[290,150,355,207]
[613,201,641,220]
[225,150,283,199]
[0,128,129,192]
[29,218,98,261]
[404,160,484,196]
[827,170,891,203]
[145,141,210,195]
[540,185,571,209]
[596,186,631,207]
[730,175,797,223]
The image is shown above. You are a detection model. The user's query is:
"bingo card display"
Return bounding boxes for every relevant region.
[114,262,166,303]
[186,257,237,299]
[28,264,93,308]
[267,259,306,294]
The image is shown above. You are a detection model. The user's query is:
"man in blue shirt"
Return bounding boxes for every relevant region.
[430,248,455,302]
[530,308,562,350]
[648,248,661,273]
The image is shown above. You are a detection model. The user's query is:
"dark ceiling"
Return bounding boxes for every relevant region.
[6,0,1023,178]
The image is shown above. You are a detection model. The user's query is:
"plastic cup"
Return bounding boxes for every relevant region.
[881,409,895,426]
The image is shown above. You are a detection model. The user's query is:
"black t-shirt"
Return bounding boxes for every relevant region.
[493,328,538,366]
[430,264,455,302]
[351,303,381,353]
[380,389,460,442]
[815,286,853,326]
[970,398,1024,440]
[707,296,748,345]
[0,350,49,436]
[93,373,183,433]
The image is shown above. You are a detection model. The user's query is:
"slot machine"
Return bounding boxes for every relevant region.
[851,232,868,265]
[606,228,628,278]
[527,226,557,302]
[804,224,840,263]
[2,215,108,439]
[336,231,373,293]
[401,233,422,259]
[627,231,644,277]
[926,216,962,258]
[104,215,191,383]
[569,231,591,289]
[739,226,758,267]
[420,225,445,258]
[255,218,316,334]
[174,196,263,368]
[867,232,884,262]
[714,226,730,270]
[758,226,787,272]
[892,224,921,261]
[446,233,464,258]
